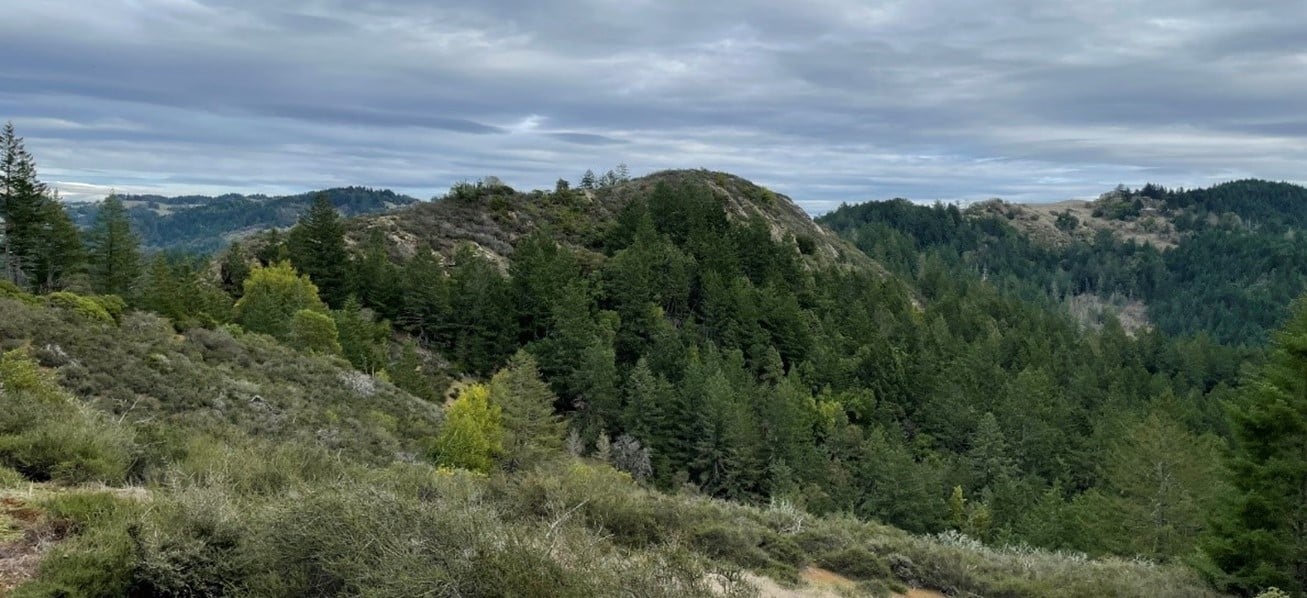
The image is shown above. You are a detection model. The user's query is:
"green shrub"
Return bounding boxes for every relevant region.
[13,493,138,598]
[89,294,127,323]
[288,308,342,355]
[818,546,892,581]
[128,488,248,597]
[0,464,25,487]
[0,280,38,303]
[0,350,137,485]
[760,530,807,567]
[43,292,114,324]
[692,524,771,569]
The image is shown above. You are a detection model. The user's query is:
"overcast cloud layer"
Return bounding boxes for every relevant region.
[3,0,1306,212]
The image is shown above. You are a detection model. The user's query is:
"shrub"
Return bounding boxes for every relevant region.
[43,292,114,324]
[0,350,137,485]
[89,295,127,323]
[0,280,38,303]
[287,309,342,355]
[0,464,25,487]
[818,545,892,580]
[12,493,138,598]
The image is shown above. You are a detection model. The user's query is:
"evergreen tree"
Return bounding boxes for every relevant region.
[446,246,516,375]
[1,122,49,287]
[350,229,401,318]
[332,297,390,373]
[85,194,141,296]
[622,359,677,482]
[1205,299,1307,595]
[134,253,233,329]
[29,197,84,291]
[968,412,1015,491]
[390,340,438,402]
[1079,413,1227,560]
[288,193,351,307]
[488,351,565,471]
[220,241,252,297]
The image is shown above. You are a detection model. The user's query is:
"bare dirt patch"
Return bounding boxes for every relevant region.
[0,495,63,596]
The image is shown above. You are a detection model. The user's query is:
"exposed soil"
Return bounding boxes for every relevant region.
[742,566,948,598]
[0,495,63,596]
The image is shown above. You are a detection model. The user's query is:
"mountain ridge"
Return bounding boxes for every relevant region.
[68,186,421,253]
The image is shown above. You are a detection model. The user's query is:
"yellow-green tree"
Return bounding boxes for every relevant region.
[431,384,503,472]
[233,261,327,341]
[289,309,343,355]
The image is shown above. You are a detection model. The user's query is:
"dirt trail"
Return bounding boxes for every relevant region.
[743,566,947,598]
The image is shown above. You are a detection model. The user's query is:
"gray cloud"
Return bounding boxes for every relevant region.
[2,0,1305,209]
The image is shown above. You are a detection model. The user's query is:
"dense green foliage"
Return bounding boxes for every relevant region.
[820,182,1307,345]
[1203,298,1307,595]
[67,187,420,253]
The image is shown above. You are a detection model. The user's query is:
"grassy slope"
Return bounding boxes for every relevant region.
[0,296,1220,597]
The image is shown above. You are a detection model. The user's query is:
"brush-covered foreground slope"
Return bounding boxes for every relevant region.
[820,179,1307,344]
[0,295,1219,597]
[70,187,419,253]
[349,170,875,272]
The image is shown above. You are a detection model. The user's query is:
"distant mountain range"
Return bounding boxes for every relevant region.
[67,186,421,253]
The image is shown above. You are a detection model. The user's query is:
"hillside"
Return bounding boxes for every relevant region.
[0,292,1220,597]
[69,187,420,253]
[821,179,1307,345]
[347,170,875,272]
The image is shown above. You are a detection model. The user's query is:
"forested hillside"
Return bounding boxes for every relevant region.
[2,122,1305,596]
[67,187,419,253]
[820,179,1307,345]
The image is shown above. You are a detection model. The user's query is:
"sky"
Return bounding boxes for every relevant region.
[2,1,1306,213]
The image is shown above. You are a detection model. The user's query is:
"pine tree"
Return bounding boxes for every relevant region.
[287,193,350,307]
[1,122,50,287]
[85,194,141,296]
[29,197,84,291]
[968,412,1015,491]
[333,297,390,373]
[1080,413,1227,560]
[622,358,676,481]
[134,253,232,329]
[390,340,437,402]
[219,241,252,297]
[350,229,401,318]
[1205,299,1307,595]
[487,351,565,471]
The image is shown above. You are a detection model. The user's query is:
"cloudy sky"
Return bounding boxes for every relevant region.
[3,0,1306,212]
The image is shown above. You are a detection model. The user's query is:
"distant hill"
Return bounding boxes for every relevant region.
[349,169,876,272]
[820,178,1307,344]
[68,186,421,253]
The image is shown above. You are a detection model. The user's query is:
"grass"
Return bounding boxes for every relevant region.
[0,297,1224,597]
